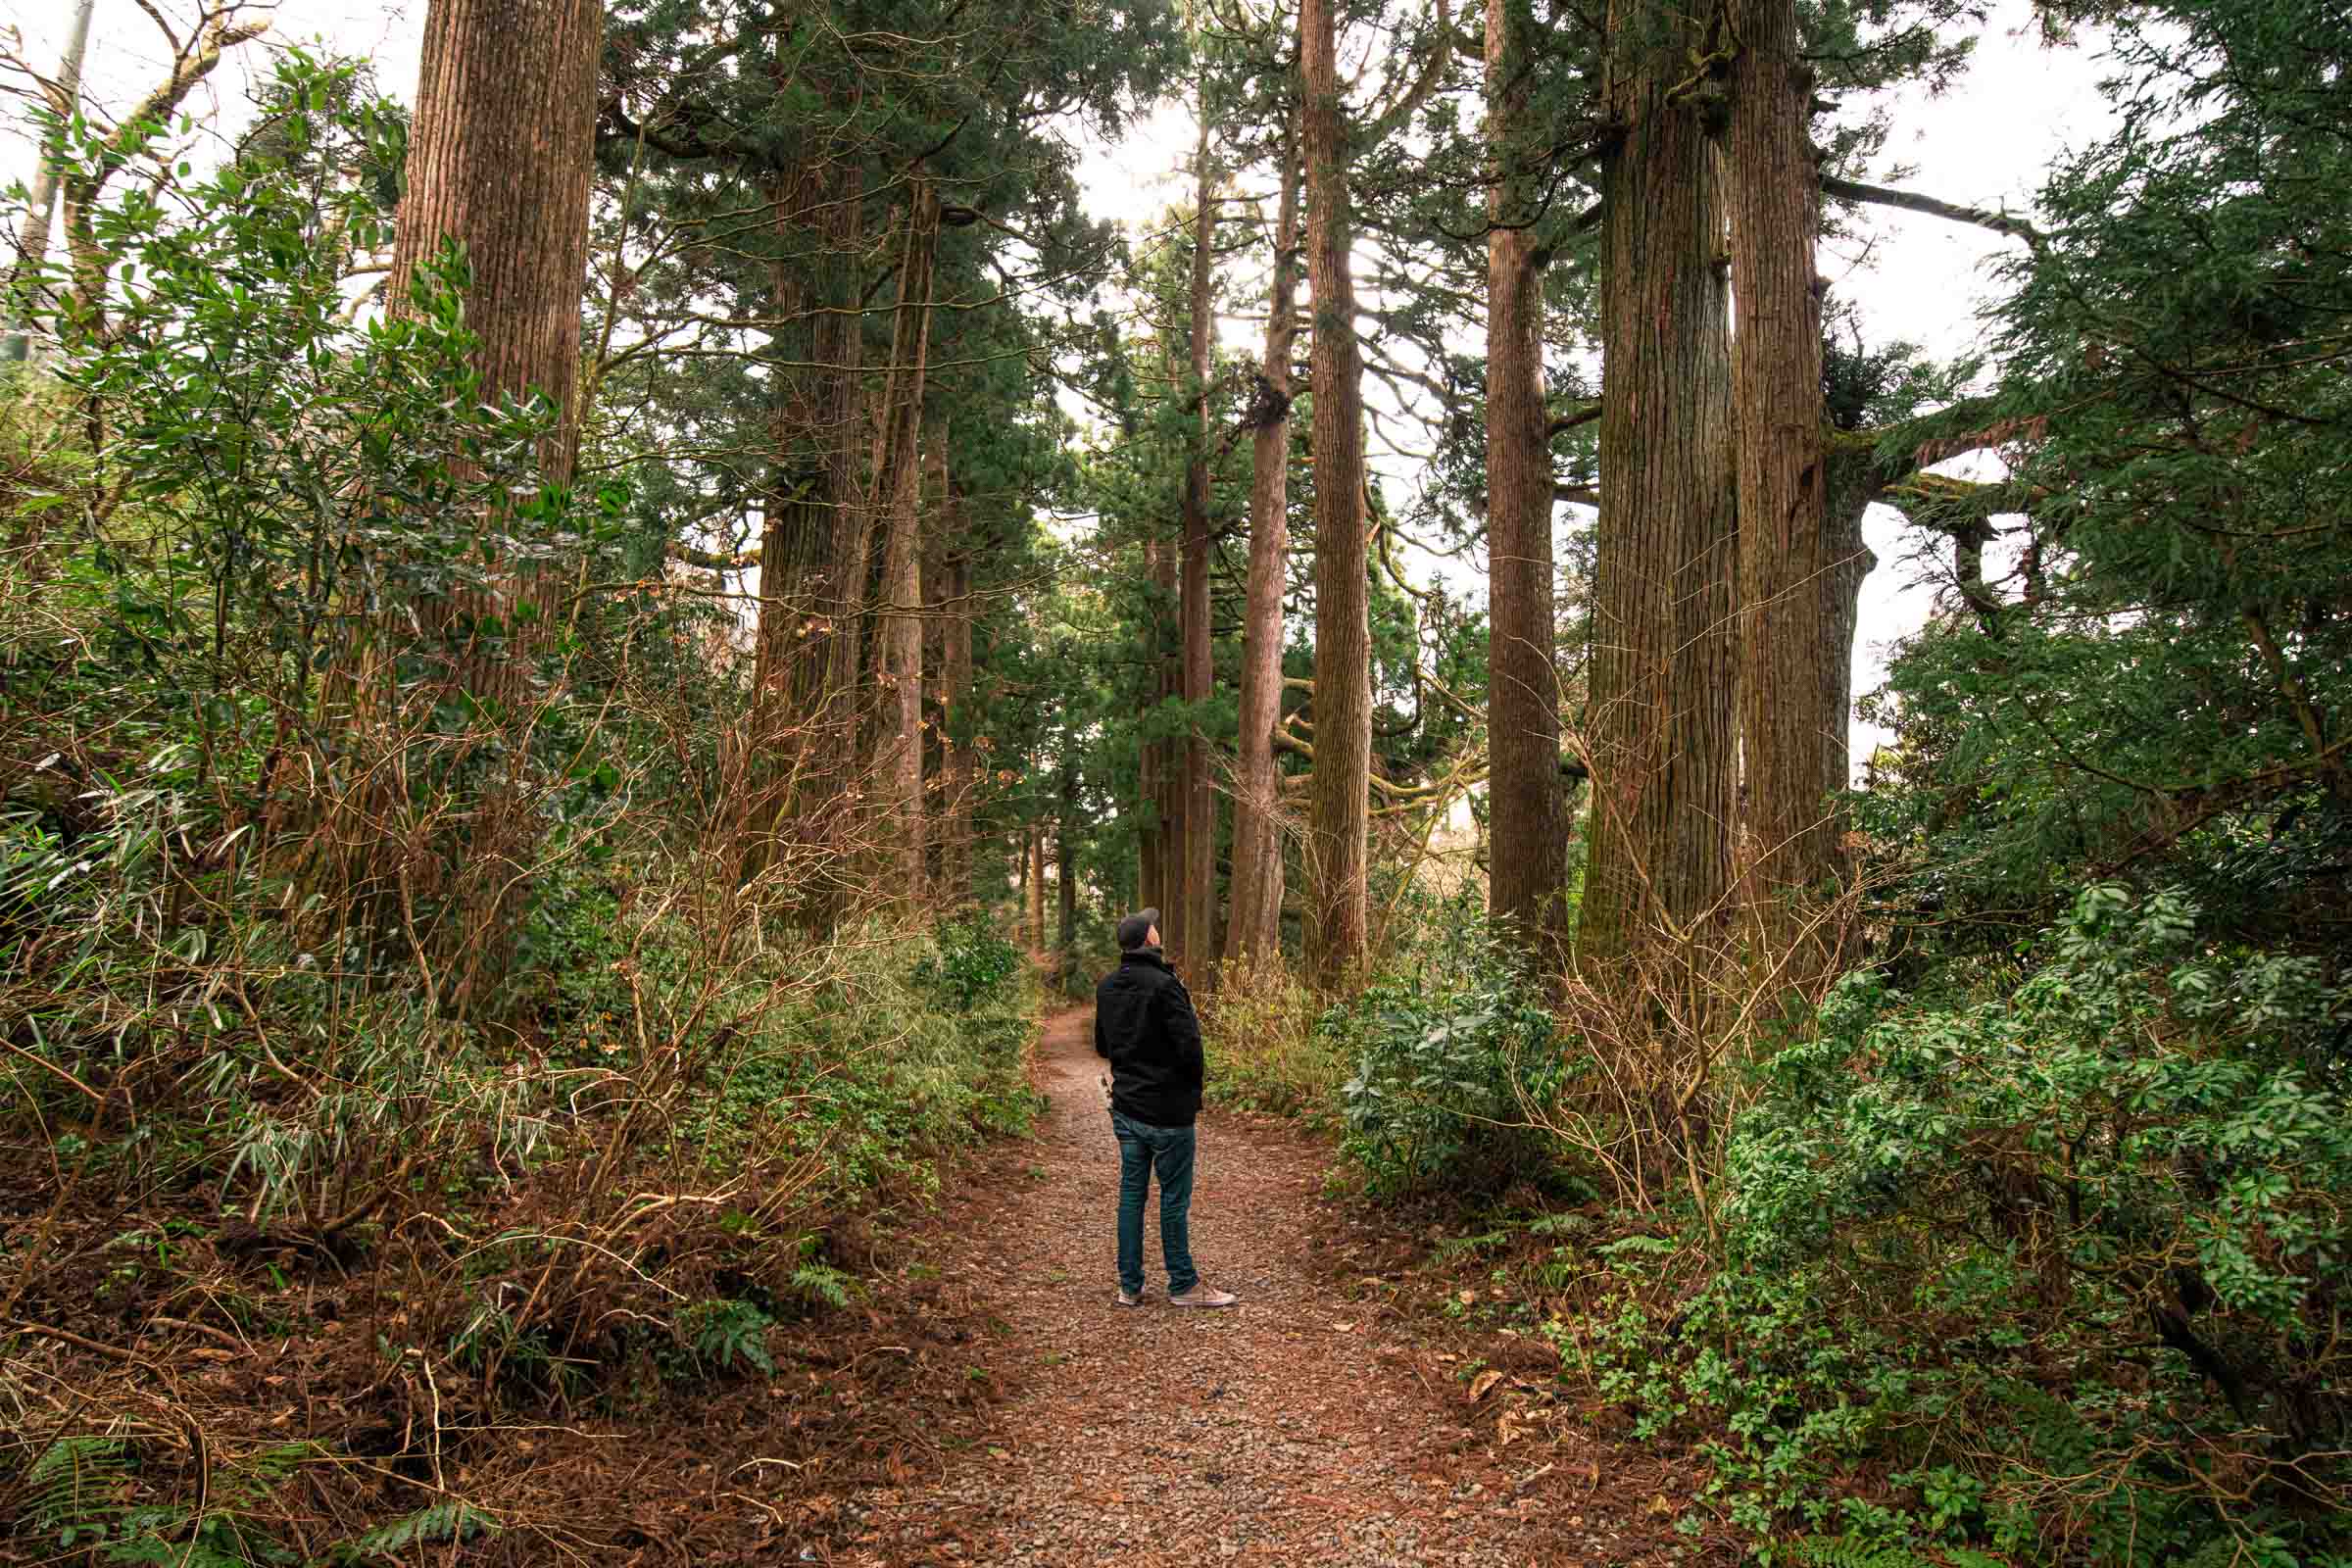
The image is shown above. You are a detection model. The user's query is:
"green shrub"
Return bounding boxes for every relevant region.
[1581,885,2351,1564]
[912,916,1023,1011]
[1200,957,1344,1118]
[684,918,1040,1193]
[1324,912,1564,1200]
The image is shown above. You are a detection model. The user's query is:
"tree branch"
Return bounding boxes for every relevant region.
[1822,175,2046,253]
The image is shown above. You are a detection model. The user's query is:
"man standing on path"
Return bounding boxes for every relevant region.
[1094,908,1240,1309]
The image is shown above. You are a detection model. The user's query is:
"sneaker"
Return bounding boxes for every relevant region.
[1115,1287,1145,1307]
[1169,1283,1239,1309]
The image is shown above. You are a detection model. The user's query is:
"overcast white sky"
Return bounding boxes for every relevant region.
[4,0,2110,765]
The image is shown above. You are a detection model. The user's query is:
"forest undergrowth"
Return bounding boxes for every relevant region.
[1205,888,2352,1568]
[2,874,1042,1562]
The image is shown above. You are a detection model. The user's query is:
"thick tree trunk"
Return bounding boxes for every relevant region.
[1579,0,1739,961]
[1300,0,1373,984]
[390,0,600,488]
[870,186,941,907]
[1729,0,1842,984]
[817,172,877,736]
[1484,0,1568,960]
[795,162,865,737]
[368,0,599,987]
[1223,109,1301,967]
[750,165,844,751]
[1182,116,1221,973]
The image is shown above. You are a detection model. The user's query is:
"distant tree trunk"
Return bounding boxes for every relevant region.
[1729,0,1842,985]
[1579,0,1738,961]
[939,529,977,910]
[1484,0,1568,961]
[390,0,600,488]
[1154,528,1188,957]
[870,186,941,907]
[1224,108,1301,967]
[1182,113,1221,974]
[1300,0,1373,984]
[1028,828,1049,949]
[1139,533,1166,913]
[1014,830,1030,923]
[1821,472,1877,779]
[1,0,94,363]
[919,436,951,895]
[1056,773,1080,951]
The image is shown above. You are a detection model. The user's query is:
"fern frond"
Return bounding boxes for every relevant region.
[790,1263,853,1310]
[333,1500,497,1561]
[1789,1536,1932,1568]
[23,1435,132,1534]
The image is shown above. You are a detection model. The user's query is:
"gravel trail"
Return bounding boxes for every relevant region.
[846,1006,1589,1567]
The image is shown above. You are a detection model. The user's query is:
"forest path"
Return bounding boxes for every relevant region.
[844,1006,1625,1567]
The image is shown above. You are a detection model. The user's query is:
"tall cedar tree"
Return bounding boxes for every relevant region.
[1140,532,1169,914]
[1224,104,1301,966]
[1483,0,1568,958]
[1579,0,1738,960]
[1300,0,1374,982]
[1730,0,1845,984]
[872,185,942,905]
[1180,115,1221,969]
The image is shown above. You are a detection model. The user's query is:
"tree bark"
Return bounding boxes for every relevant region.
[1821,464,1878,782]
[750,163,855,774]
[1223,106,1301,967]
[1300,0,1373,984]
[796,161,866,740]
[1181,112,1221,973]
[870,185,941,907]
[366,0,599,986]
[389,0,601,487]
[1729,0,1842,984]
[1484,0,1568,961]
[1578,0,1739,961]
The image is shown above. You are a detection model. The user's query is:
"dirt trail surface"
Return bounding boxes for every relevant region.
[841,1007,1652,1568]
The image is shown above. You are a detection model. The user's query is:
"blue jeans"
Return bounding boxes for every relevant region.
[1111,1109,1199,1296]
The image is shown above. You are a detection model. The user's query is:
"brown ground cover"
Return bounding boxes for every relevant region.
[1,1006,1720,1565]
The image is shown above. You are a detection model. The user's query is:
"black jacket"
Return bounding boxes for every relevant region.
[1094,949,1204,1127]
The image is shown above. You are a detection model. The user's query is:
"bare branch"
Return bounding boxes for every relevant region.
[1822,174,2046,253]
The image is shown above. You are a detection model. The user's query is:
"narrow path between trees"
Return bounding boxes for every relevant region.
[841,1007,1665,1568]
